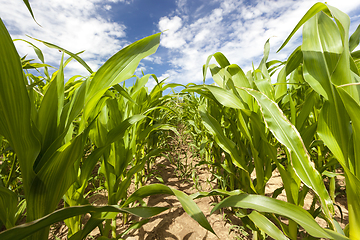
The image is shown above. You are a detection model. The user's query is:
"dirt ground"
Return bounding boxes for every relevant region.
[119,155,243,240]
[50,140,348,240]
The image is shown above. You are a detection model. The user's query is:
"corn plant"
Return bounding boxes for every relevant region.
[276,3,360,238]
[2,1,360,239]
[0,11,169,238]
[182,2,360,239]
[0,3,218,238]
[66,77,178,238]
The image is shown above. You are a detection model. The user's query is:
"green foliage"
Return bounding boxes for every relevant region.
[178,2,360,239]
[0,12,213,239]
[1,1,360,240]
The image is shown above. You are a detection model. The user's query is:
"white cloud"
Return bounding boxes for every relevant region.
[159,16,183,32]
[108,0,134,4]
[194,29,210,42]
[104,5,112,10]
[1,0,360,87]
[176,0,188,14]
[158,0,360,85]
[144,56,163,64]
[0,0,128,78]
[158,16,187,49]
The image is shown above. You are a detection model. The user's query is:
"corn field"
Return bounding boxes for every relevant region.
[1,1,360,239]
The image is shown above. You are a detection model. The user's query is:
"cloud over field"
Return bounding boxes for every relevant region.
[0,0,129,77]
[1,0,360,86]
[157,0,360,85]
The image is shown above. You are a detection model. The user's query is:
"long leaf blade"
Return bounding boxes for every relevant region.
[242,88,334,221]
[0,205,168,240]
[211,194,348,239]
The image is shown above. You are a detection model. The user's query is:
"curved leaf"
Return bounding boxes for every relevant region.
[0,19,41,192]
[242,88,334,221]
[84,33,161,120]
[277,2,328,52]
[211,194,348,239]
[122,183,216,235]
[22,0,41,26]
[247,211,289,240]
[29,36,93,73]
[0,205,168,240]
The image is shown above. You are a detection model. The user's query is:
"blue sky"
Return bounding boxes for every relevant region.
[1,0,360,89]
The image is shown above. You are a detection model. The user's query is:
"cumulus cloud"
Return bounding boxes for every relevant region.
[159,16,183,32]
[144,56,163,65]
[104,5,112,10]
[158,16,187,49]
[108,0,134,4]
[157,0,360,85]
[1,0,360,88]
[0,0,129,77]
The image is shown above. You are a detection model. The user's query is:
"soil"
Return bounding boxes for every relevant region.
[49,137,349,240]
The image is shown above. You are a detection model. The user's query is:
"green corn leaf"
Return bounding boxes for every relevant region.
[13,39,44,63]
[275,67,287,101]
[0,186,18,229]
[226,64,251,88]
[190,189,243,199]
[138,124,178,140]
[22,62,53,69]
[209,64,226,87]
[334,87,360,236]
[317,100,351,169]
[226,64,253,105]
[122,183,216,235]
[204,85,245,109]
[203,54,213,82]
[78,114,147,192]
[22,0,41,26]
[247,211,289,240]
[60,80,86,131]
[68,217,103,240]
[213,52,231,68]
[277,2,328,52]
[211,194,348,239]
[0,18,41,192]
[336,87,360,176]
[131,74,155,96]
[350,55,360,75]
[106,115,147,145]
[199,106,246,171]
[84,33,161,120]
[202,52,231,83]
[255,39,274,100]
[296,90,316,131]
[302,12,342,101]
[349,24,360,52]
[28,36,93,73]
[78,147,109,191]
[115,160,147,201]
[112,84,136,104]
[35,54,65,165]
[285,46,303,76]
[242,88,334,222]
[27,133,85,221]
[0,205,168,240]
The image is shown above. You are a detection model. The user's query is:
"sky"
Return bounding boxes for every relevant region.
[1,0,360,89]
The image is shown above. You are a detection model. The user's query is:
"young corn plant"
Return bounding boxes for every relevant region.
[0,12,175,238]
[276,3,360,238]
[194,2,360,239]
